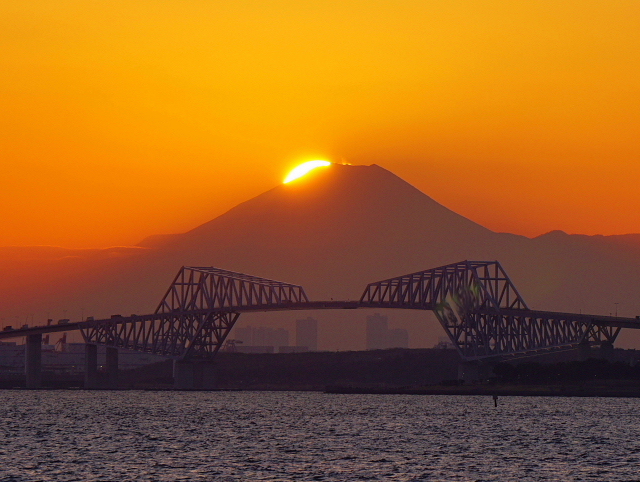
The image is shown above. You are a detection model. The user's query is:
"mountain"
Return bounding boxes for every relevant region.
[2,163,640,349]
[138,164,512,297]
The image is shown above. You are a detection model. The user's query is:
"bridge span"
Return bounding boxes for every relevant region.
[2,261,639,388]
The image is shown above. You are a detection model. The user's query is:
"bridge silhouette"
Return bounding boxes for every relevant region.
[2,260,639,388]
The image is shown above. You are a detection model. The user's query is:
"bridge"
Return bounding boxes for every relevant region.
[2,260,639,388]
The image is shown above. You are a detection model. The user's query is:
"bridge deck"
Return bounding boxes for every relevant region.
[1,301,639,341]
[0,301,358,340]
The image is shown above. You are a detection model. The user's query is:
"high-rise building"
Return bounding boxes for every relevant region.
[365,313,409,350]
[296,317,318,351]
[366,313,388,350]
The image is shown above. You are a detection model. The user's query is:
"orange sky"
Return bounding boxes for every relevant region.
[2,1,639,248]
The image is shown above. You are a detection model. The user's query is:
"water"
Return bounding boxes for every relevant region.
[1,391,639,481]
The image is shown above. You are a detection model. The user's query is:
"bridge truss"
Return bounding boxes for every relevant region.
[3,260,637,362]
[360,261,622,360]
[80,267,309,359]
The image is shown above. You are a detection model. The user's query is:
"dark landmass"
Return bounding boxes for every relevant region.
[326,351,640,397]
[4,347,640,397]
[115,347,640,396]
[0,373,83,389]
[492,356,640,384]
[118,348,461,390]
[325,383,640,398]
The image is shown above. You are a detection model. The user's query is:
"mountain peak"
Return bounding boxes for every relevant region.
[157,162,491,247]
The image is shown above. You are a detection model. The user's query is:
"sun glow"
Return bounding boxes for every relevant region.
[283,160,332,183]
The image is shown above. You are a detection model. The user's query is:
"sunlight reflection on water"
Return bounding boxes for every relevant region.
[1,390,639,481]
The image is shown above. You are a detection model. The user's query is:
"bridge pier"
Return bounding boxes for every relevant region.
[84,344,98,389]
[25,333,42,389]
[106,347,119,389]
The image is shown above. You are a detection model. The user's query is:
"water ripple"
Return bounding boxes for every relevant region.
[0,391,639,481]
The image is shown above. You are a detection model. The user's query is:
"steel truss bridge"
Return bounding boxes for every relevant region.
[2,261,639,362]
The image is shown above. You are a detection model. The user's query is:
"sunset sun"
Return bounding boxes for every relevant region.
[283,160,332,183]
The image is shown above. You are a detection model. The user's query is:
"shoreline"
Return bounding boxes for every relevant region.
[325,385,640,398]
[2,384,640,398]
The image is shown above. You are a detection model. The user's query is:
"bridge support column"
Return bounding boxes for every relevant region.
[84,344,98,389]
[25,334,42,389]
[173,360,195,389]
[106,347,118,389]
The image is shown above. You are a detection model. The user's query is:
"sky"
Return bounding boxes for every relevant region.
[2,1,640,248]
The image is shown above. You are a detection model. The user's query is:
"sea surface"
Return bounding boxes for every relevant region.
[0,390,639,481]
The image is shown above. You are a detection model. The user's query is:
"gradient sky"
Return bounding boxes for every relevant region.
[2,1,639,248]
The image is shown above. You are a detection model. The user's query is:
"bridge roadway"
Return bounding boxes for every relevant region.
[3,301,640,342]
[2,300,639,342]
[0,301,362,341]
